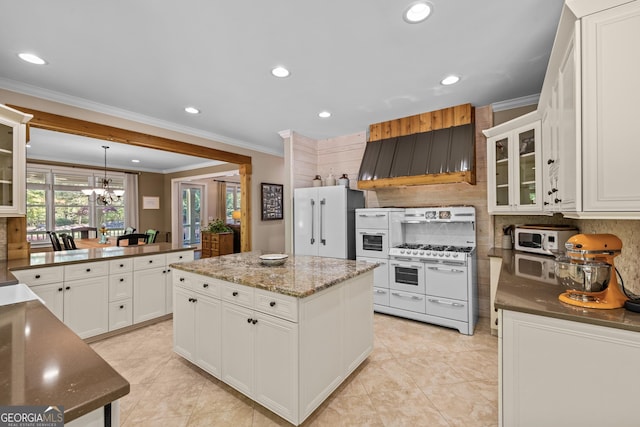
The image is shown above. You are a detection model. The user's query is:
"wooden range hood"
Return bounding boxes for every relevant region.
[357,103,475,189]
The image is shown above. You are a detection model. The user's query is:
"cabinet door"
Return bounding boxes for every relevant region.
[63,277,109,339]
[221,302,254,396]
[487,134,513,212]
[173,287,196,361]
[195,294,222,378]
[582,2,640,211]
[30,282,64,321]
[513,122,542,211]
[293,187,318,256]
[0,105,29,216]
[133,267,167,323]
[318,186,347,258]
[253,312,298,422]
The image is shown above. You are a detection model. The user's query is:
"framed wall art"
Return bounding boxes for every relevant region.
[261,182,283,220]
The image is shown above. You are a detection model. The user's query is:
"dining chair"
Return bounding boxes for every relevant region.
[47,231,62,251]
[145,229,158,243]
[117,233,149,246]
[124,226,136,235]
[59,233,77,250]
[72,226,98,239]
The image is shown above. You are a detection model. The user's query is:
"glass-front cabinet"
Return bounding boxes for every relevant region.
[0,104,32,216]
[485,113,542,214]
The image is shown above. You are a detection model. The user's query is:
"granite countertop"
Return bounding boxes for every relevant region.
[0,299,129,422]
[171,252,378,298]
[489,248,640,332]
[5,243,194,275]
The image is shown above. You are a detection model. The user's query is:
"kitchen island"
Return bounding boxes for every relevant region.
[490,249,640,427]
[171,252,377,426]
[0,295,129,425]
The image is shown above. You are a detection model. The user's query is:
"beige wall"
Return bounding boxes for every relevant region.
[137,171,165,236]
[1,89,286,253]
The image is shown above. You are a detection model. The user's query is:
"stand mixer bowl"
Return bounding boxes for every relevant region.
[555,256,611,293]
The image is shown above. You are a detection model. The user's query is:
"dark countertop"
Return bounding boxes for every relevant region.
[0,299,129,422]
[172,252,378,298]
[3,243,194,280]
[489,248,640,332]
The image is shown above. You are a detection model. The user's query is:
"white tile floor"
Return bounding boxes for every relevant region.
[90,314,498,426]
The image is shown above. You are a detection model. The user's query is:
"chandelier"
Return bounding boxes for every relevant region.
[81,145,124,205]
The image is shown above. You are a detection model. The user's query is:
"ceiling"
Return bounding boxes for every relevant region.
[0,0,564,159]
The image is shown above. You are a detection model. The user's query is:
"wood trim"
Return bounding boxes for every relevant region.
[9,105,254,252]
[7,105,252,165]
[368,103,474,142]
[357,170,476,189]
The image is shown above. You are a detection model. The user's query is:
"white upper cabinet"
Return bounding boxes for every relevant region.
[0,104,32,216]
[485,113,542,214]
[537,0,640,218]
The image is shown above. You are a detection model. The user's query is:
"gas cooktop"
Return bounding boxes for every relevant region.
[389,243,475,260]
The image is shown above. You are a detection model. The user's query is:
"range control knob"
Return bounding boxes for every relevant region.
[445,253,451,257]
[453,253,459,258]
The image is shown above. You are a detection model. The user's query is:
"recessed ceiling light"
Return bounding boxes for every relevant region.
[441,75,460,85]
[318,111,331,118]
[131,159,140,163]
[271,66,290,78]
[184,106,200,114]
[403,1,433,24]
[18,53,46,65]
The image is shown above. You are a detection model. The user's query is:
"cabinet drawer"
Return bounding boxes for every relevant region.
[221,282,253,308]
[166,250,194,265]
[373,287,390,306]
[390,290,426,314]
[109,299,133,331]
[65,261,109,281]
[254,288,298,322]
[173,270,194,291]
[425,297,468,322]
[109,258,133,273]
[14,266,64,285]
[355,210,390,229]
[109,273,133,301]
[133,254,166,270]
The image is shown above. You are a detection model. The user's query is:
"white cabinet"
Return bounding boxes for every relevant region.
[294,186,364,259]
[581,1,640,212]
[164,250,195,314]
[0,104,31,216]
[500,310,640,427]
[108,258,133,331]
[485,115,542,214]
[30,282,64,321]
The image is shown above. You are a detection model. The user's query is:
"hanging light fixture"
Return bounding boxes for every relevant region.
[82,146,124,205]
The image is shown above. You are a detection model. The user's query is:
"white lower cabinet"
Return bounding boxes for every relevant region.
[500,310,640,427]
[63,276,109,339]
[173,269,374,426]
[133,254,168,323]
[30,282,64,320]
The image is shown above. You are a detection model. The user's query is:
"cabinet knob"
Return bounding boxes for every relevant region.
[252,319,258,325]
[86,268,91,272]
[247,318,252,323]
[35,274,41,279]
[179,256,183,259]
[179,277,185,282]
[543,202,550,206]
[120,305,125,309]
[203,284,209,288]
[120,278,124,282]
[547,159,555,165]
[269,301,276,307]
[119,264,124,268]
[58,287,63,292]
[554,198,562,203]
[148,260,153,264]
[495,318,499,325]
[65,286,70,290]
[232,291,238,297]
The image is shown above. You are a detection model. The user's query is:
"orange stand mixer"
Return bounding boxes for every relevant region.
[555,233,628,309]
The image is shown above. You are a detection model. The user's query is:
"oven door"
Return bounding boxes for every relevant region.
[356,229,389,258]
[424,260,468,300]
[389,258,425,293]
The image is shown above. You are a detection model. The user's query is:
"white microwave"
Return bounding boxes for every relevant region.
[514,225,578,256]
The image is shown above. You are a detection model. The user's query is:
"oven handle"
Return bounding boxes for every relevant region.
[358,214,386,217]
[359,231,385,236]
[375,289,387,294]
[391,262,423,269]
[428,298,464,308]
[427,266,464,273]
[392,292,423,301]
[391,257,417,262]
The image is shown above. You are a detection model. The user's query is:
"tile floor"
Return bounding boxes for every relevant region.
[90,314,498,427]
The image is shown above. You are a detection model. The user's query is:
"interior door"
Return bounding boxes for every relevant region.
[181,184,203,247]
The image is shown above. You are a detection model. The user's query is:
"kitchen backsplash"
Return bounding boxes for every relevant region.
[494,215,640,296]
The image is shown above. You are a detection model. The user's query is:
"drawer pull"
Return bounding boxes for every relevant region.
[119,264,124,268]
[58,287,63,292]
[179,255,183,259]
[232,291,238,297]
[65,286,70,290]
[119,278,124,282]
[427,267,464,273]
[203,284,209,288]
[391,292,422,301]
[428,298,464,308]
[375,289,387,294]
[247,318,252,323]
[179,277,185,282]
[252,319,258,325]
[148,260,153,264]
[269,301,276,307]
[86,268,91,272]
[119,305,125,309]
[35,274,41,279]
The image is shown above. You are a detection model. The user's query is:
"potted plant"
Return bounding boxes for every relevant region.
[205,218,232,233]
[202,218,234,258]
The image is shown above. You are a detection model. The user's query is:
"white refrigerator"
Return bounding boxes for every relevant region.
[294,186,365,259]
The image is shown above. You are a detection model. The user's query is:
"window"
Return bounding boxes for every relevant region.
[225,183,241,223]
[26,165,127,246]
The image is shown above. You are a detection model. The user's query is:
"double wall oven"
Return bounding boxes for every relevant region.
[383,207,478,335]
